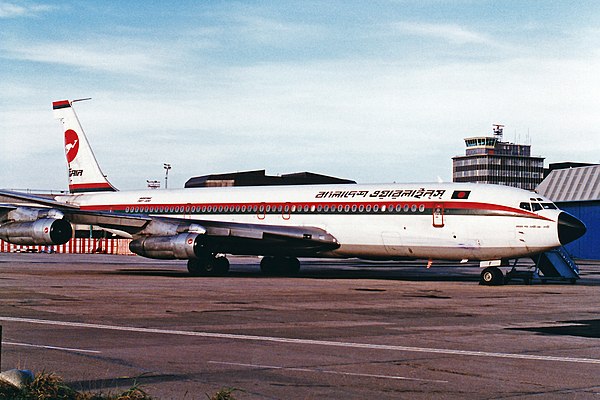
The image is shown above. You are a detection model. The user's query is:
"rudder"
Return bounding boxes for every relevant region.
[52,99,117,193]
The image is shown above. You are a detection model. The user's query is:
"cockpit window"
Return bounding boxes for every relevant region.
[531,203,543,212]
[519,202,531,211]
[541,203,557,210]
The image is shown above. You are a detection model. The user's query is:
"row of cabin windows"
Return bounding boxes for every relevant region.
[124,203,429,214]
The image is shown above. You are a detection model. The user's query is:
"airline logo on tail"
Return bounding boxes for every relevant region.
[64,129,79,163]
[52,99,117,193]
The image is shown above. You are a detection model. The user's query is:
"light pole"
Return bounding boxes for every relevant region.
[163,163,171,189]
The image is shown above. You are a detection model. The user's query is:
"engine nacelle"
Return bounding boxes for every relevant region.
[129,233,204,260]
[0,219,73,245]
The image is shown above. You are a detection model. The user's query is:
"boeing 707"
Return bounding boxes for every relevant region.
[0,99,587,285]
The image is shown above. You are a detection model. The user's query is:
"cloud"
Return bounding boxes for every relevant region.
[391,21,499,46]
[231,15,325,45]
[0,1,55,18]
[0,39,171,76]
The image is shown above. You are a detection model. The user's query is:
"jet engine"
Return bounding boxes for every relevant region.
[129,233,204,259]
[0,218,73,245]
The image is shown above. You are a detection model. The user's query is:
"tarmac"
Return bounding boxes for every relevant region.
[1,253,600,399]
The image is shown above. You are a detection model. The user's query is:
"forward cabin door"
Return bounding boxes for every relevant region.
[433,203,444,227]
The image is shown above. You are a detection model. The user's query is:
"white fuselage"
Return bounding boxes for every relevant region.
[58,182,563,261]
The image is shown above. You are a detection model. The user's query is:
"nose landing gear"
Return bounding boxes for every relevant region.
[479,266,505,286]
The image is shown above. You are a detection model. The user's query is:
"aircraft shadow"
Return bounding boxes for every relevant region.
[104,266,483,283]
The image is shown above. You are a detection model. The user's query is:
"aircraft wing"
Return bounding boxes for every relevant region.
[0,189,79,209]
[62,210,338,255]
[0,190,339,256]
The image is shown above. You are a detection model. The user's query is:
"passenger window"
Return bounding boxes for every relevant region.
[531,203,543,212]
[519,202,531,211]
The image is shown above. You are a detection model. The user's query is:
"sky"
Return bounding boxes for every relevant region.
[1,1,599,191]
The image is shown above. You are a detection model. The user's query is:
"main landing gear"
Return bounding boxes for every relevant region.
[187,254,230,276]
[187,254,302,277]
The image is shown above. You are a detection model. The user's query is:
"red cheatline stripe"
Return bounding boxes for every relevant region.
[52,100,71,109]
[78,201,551,221]
[70,183,115,193]
[70,183,113,189]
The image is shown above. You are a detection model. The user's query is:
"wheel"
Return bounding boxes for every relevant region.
[480,267,504,286]
[213,256,230,275]
[284,257,301,275]
[187,255,230,276]
[187,259,206,276]
[260,256,277,275]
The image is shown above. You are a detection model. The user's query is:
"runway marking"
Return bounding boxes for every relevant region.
[2,341,101,354]
[208,361,448,383]
[2,316,600,365]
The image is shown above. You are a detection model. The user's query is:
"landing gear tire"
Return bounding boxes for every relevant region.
[480,266,504,286]
[260,257,277,275]
[213,256,230,275]
[260,256,301,276]
[187,255,230,276]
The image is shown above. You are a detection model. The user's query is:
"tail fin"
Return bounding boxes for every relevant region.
[52,99,117,193]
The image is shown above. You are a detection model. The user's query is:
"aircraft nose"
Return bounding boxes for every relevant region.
[558,212,587,245]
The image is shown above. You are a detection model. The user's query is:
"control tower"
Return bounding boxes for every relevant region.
[452,124,545,190]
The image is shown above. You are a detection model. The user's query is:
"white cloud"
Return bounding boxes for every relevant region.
[232,15,325,45]
[0,39,172,76]
[0,2,55,18]
[391,21,500,47]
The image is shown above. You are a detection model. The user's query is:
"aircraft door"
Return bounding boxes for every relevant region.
[433,203,444,227]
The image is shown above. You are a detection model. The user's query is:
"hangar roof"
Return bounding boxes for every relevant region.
[537,165,600,202]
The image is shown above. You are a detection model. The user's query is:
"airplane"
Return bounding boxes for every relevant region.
[0,99,587,285]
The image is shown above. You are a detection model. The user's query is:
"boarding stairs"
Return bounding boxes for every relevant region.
[503,247,579,284]
[531,246,580,283]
